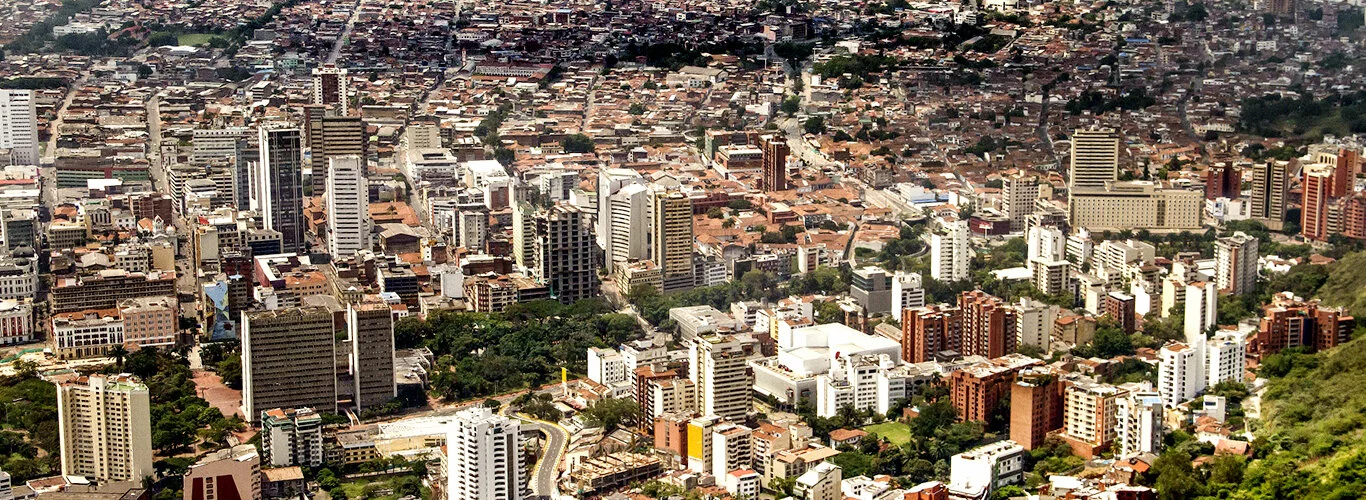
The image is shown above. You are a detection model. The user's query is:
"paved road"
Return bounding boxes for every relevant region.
[521,419,569,499]
[325,0,365,65]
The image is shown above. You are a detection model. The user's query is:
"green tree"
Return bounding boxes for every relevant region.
[781,95,801,116]
[581,397,641,433]
[629,102,646,115]
[803,116,826,134]
[561,133,596,153]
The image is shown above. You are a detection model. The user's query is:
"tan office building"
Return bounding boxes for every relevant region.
[242,307,338,420]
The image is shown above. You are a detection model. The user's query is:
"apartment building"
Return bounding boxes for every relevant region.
[260,407,324,467]
[1060,380,1123,458]
[444,407,524,500]
[57,374,154,482]
[690,334,758,421]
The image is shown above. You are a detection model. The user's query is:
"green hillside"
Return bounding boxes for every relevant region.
[1314,250,1366,314]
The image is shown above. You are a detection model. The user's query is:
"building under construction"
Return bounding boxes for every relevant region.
[567,452,663,495]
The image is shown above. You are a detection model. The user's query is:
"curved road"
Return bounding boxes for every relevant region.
[520,419,569,499]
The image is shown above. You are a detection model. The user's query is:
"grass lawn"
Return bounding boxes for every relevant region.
[177,33,222,46]
[863,421,912,445]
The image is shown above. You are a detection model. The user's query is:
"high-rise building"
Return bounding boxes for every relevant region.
[1301,163,1335,241]
[260,407,324,467]
[596,168,646,252]
[949,355,1041,424]
[512,201,534,270]
[1,209,37,251]
[689,334,758,421]
[1026,226,1065,271]
[1317,148,1359,198]
[1068,128,1121,190]
[759,134,790,192]
[1184,281,1217,348]
[1204,164,1241,200]
[930,218,970,282]
[1103,292,1137,334]
[1206,333,1246,388]
[457,205,489,253]
[242,307,337,420]
[1031,258,1071,297]
[653,190,694,293]
[1158,342,1201,408]
[1253,292,1354,356]
[56,374,154,482]
[255,126,306,253]
[1068,182,1203,232]
[1060,380,1124,458]
[1114,386,1163,457]
[234,138,257,210]
[902,304,961,363]
[1014,298,1057,350]
[0,90,40,165]
[606,183,650,271]
[1214,232,1258,295]
[348,300,396,411]
[959,290,1017,359]
[326,155,370,257]
[1009,367,1064,450]
[444,407,524,500]
[891,271,926,314]
[1249,160,1288,229]
[184,444,261,500]
[1001,174,1040,232]
[532,204,600,304]
[794,462,842,500]
[850,266,894,315]
[306,110,364,195]
[312,66,349,115]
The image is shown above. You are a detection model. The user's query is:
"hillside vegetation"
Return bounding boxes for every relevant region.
[1314,250,1366,314]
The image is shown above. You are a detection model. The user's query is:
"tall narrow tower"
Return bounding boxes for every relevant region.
[759,134,790,192]
[653,189,695,293]
[256,126,306,253]
[1068,127,1121,190]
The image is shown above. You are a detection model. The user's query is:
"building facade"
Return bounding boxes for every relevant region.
[57,374,154,482]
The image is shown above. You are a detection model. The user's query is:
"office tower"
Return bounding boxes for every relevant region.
[1068,182,1204,232]
[1254,292,1354,356]
[234,138,257,210]
[260,407,324,467]
[1301,163,1334,241]
[255,126,306,253]
[312,66,349,114]
[891,271,925,314]
[1026,225,1065,271]
[607,183,650,271]
[512,201,534,270]
[326,155,369,257]
[902,304,961,363]
[1060,380,1122,458]
[0,90,39,165]
[457,205,489,253]
[306,110,365,195]
[1249,160,1288,228]
[1158,342,1201,408]
[959,290,1017,359]
[930,218,969,282]
[653,190,695,293]
[689,334,758,421]
[1068,128,1121,190]
[242,307,337,420]
[1002,174,1040,232]
[1214,232,1258,295]
[532,204,600,304]
[185,444,261,500]
[850,266,894,315]
[56,374,154,482]
[1115,386,1163,458]
[596,168,646,250]
[445,407,524,500]
[1205,164,1241,200]
[348,300,396,411]
[1103,292,1137,334]
[759,134,790,192]
[1010,368,1064,450]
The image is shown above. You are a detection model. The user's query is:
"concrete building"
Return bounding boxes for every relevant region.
[1254,292,1354,356]
[653,190,695,293]
[306,111,364,195]
[255,126,306,253]
[1009,368,1064,451]
[242,307,337,420]
[444,407,524,500]
[902,304,962,363]
[850,266,894,315]
[1158,343,1201,408]
[959,290,1016,359]
[326,156,369,257]
[949,355,1042,424]
[57,374,154,482]
[0,90,39,165]
[671,305,737,342]
[690,334,758,421]
[597,168,646,260]
[1115,386,1164,458]
[1026,225,1066,270]
[930,218,969,282]
[1250,161,1288,229]
[532,204,599,304]
[816,353,896,418]
[588,347,627,386]
[712,422,753,478]
[947,440,1025,499]
[1068,127,1121,190]
[192,127,252,162]
[1002,174,1040,232]
[1060,380,1122,458]
[1206,333,1246,388]
[118,296,178,350]
[51,308,123,360]
[891,271,926,314]
[51,269,176,314]
[457,205,489,253]
[606,183,650,271]
[1014,298,1057,350]
[349,300,396,411]
[1069,182,1203,231]
[312,66,348,114]
[184,444,261,500]
[261,407,324,467]
[0,299,33,346]
[1301,163,1334,241]
[760,134,790,192]
[1031,258,1071,296]
[1215,232,1258,296]
[794,462,842,500]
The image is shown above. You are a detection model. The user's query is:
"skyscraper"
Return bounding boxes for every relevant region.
[1205,164,1241,200]
[1001,174,1040,232]
[348,300,396,411]
[689,334,758,421]
[930,218,970,282]
[234,138,257,210]
[532,204,600,304]
[256,126,306,253]
[653,189,694,292]
[596,167,645,252]
[306,109,364,195]
[242,307,337,420]
[0,90,40,165]
[1249,160,1288,229]
[1301,163,1334,241]
[607,183,650,271]
[959,290,1017,359]
[1068,128,1121,190]
[57,374,154,482]
[326,155,369,257]
[312,66,349,115]
[445,407,524,500]
[759,134,790,192]
[1215,232,1258,295]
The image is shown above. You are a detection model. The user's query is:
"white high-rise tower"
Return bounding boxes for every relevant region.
[445,407,524,500]
[0,90,40,165]
[326,155,369,256]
